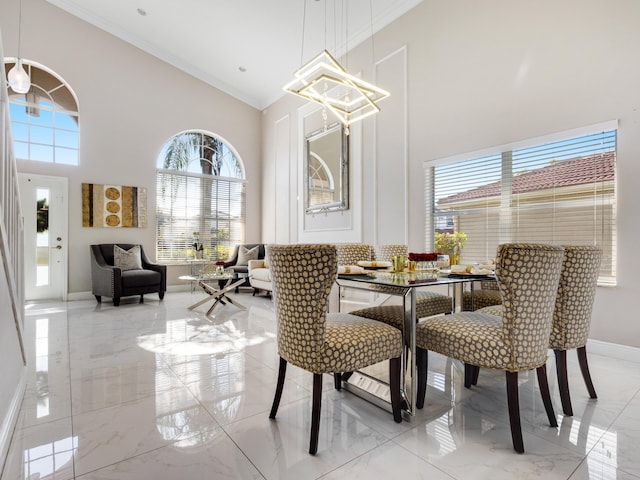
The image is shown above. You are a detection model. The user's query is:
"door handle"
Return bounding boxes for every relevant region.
[55,245,62,250]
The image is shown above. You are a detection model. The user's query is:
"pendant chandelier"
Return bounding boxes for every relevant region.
[283,0,389,128]
[7,0,31,94]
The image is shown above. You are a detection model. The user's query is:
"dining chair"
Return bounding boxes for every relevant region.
[472,245,602,416]
[350,244,453,326]
[549,245,602,415]
[415,243,564,453]
[268,244,404,455]
[462,280,502,311]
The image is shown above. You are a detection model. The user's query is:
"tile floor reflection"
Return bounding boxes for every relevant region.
[2,291,640,479]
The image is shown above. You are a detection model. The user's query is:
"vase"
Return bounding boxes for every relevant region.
[215,265,225,276]
[448,254,460,266]
[416,260,437,271]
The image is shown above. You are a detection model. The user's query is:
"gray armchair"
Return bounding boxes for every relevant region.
[90,243,166,306]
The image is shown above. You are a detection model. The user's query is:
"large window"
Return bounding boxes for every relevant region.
[426,122,616,283]
[156,131,245,263]
[4,59,79,165]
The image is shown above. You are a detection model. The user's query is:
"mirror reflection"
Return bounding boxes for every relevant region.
[305,122,349,213]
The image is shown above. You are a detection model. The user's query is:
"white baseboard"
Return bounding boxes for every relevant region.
[67,284,191,302]
[586,339,640,363]
[0,368,26,474]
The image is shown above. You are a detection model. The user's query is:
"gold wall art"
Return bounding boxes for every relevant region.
[82,183,147,228]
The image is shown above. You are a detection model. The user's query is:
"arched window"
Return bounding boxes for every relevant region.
[4,59,79,165]
[156,131,245,263]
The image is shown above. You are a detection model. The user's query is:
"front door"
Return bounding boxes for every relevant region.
[18,173,68,301]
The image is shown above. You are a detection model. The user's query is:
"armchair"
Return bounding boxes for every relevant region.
[223,243,266,290]
[90,243,166,306]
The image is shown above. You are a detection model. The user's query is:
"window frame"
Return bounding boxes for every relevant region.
[4,58,79,165]
[155,130,246,265]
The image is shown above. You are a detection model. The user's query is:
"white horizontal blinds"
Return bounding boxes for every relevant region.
[433,154,502,263]
[510,130,616,279]
[156,171,245,263]
[428,127,616,280]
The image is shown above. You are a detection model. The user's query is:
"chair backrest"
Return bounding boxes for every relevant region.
[549,245,602,350]
[92,243,147,266]
[335,243,372,265]
[374,244,408,262]
[268,244,337,371]
[495,243,564,370]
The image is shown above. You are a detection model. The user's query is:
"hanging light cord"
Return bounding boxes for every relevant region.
[300,0,307,67]
[17,0,23,59]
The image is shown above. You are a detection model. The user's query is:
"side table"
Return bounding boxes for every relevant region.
[182,272,246,316]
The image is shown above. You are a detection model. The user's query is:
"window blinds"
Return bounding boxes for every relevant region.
[428,128,616,282]
[156,170,246,263]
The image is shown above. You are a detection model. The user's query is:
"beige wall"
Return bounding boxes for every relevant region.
[0,0,262,293]
[261,0,640,348]
[2,0,640,347]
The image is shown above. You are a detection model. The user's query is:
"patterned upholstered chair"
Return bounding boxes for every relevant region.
[462,280,502,311]
[473,245,602,416]
[415,243,564,453]
[373,244,407,262]
[268,244,404,455]
[550,245,602,416]
[350,244,452,327]
[335,243,374,265]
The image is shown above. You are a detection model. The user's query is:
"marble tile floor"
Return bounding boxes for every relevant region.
[2,290,640,479]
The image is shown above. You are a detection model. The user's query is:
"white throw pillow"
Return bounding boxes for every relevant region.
[114,245,142,271]
[237,245,259,266]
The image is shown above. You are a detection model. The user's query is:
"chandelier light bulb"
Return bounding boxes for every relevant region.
[8,60,31,94]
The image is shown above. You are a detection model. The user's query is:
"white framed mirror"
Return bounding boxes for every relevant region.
[305,122,349,214]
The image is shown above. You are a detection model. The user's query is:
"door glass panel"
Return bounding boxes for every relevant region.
[36,188,50,286]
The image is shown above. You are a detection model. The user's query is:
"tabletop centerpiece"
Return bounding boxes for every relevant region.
[408,252,438,272]
[434,232,467,265]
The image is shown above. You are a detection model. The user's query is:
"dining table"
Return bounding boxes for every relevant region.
[335,269,495,420]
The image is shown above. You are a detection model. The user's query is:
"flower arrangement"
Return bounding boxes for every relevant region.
[214,260,225,275]
[434,232,467,255]
[408,252,438,261]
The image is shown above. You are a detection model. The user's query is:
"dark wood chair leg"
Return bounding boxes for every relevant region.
[554,349,573,416]
[94,295,101,303]
[506,371,525,454]
[269,357,287,419]
[464,363,473,388]
[139,294,144,303]
[309,373,323,455]
[472,365,480,385]
[577,346,598,399]
[113,297,120,306]
[159,291,165,300]
[536,364,558,427]
[416,348,428,409]
[389,357,402,423]
[334,373,342,391]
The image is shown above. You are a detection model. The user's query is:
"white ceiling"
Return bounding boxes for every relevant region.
[45,0,422,110]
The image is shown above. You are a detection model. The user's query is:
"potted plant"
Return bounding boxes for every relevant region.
[192,231,204,258]
[434,232,467,265]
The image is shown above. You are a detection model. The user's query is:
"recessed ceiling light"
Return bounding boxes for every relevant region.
[238,66,247,73]
[137,8,147,16]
